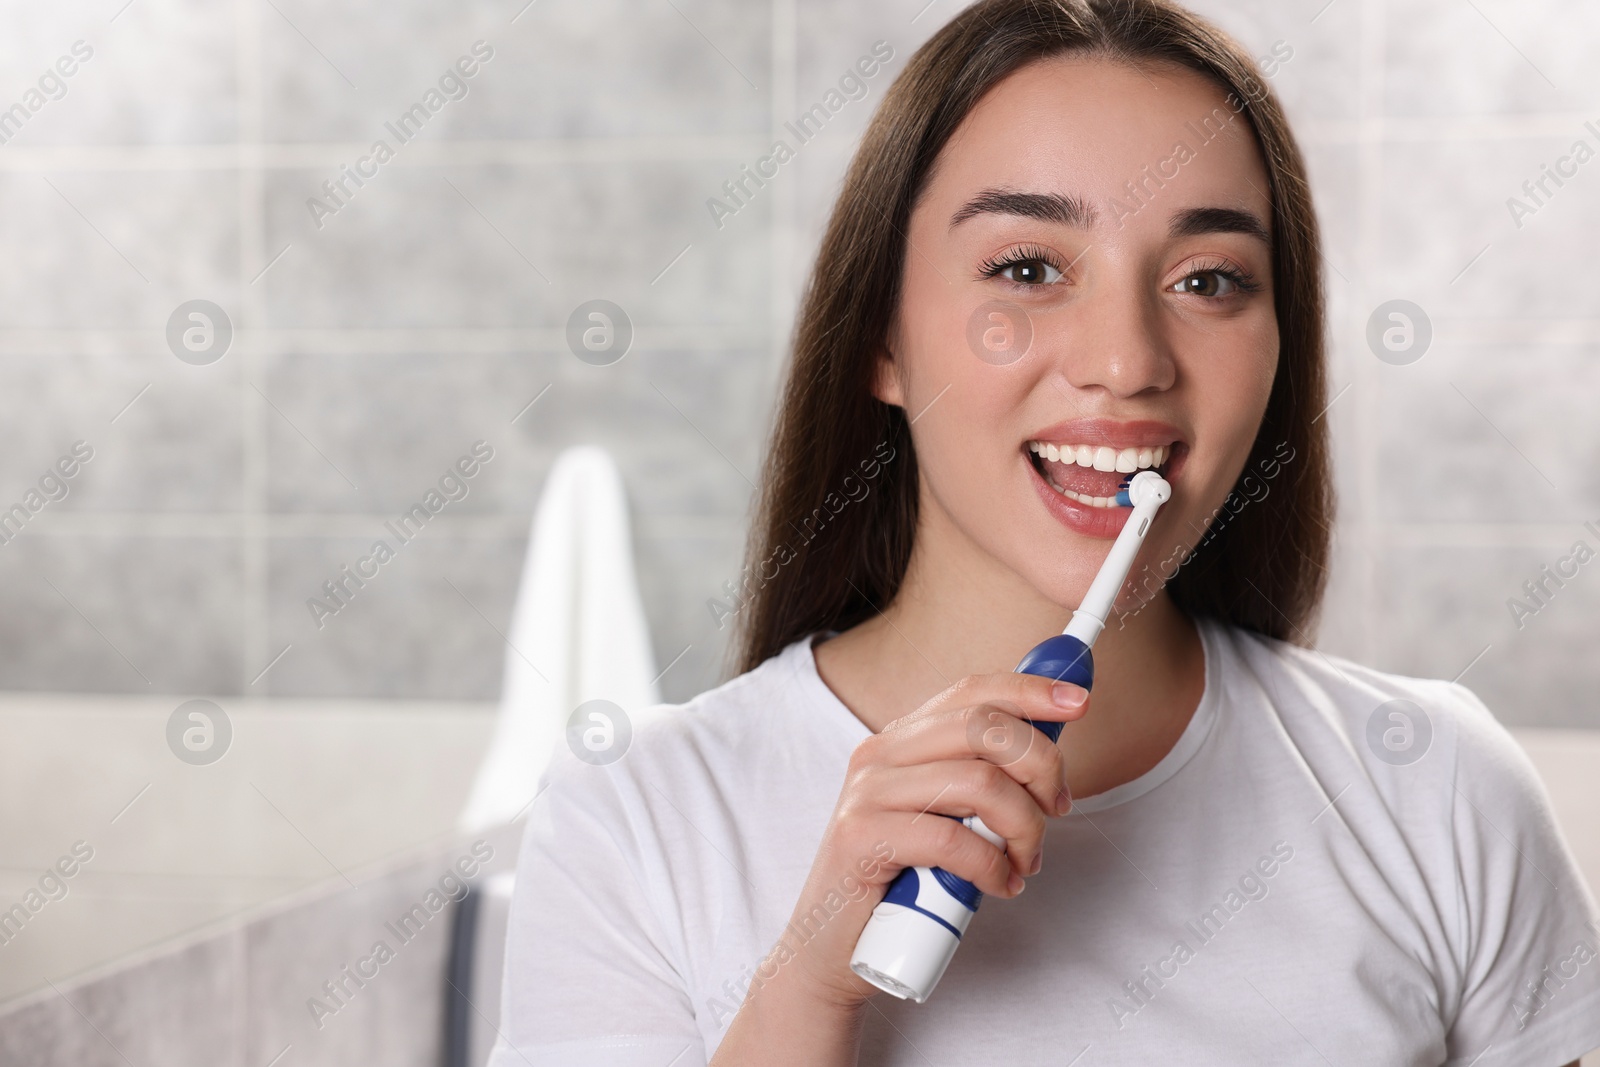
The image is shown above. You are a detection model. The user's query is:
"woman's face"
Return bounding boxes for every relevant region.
[879,54,1280,612]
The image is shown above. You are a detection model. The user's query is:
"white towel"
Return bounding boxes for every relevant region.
[459,445,660,831]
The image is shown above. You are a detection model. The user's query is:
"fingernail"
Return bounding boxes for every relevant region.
[1051,682,1087,708]
[1055,789,1072,815]
[1029,851,1042,875]
[1007,872,1026,895]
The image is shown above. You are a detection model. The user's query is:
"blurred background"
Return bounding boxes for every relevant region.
[0,0,1596,1063]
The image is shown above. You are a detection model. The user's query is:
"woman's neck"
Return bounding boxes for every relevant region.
[811,499,1207,801]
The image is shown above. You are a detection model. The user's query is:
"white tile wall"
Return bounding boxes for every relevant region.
[0,0,1593,723]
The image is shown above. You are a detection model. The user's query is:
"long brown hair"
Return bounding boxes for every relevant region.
[732,0,1331,675]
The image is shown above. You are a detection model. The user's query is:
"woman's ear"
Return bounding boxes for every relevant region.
[870,343,905,408]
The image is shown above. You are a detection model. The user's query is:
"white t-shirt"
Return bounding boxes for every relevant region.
[489,619,1600,1066]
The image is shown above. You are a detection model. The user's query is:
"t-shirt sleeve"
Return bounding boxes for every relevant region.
[487,751,708,1067]
[1441,683,1600,1067]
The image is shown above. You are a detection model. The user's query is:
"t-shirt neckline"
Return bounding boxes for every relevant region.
[787,618,1221,814]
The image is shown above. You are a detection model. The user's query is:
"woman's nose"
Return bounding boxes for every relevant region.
[1051,282,1178,398]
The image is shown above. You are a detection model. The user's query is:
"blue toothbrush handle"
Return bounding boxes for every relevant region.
[882,633,1095,895]
[850,634,1095,1001]
[1008,631,1097,738]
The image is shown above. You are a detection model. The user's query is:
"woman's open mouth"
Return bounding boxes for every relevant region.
[1026,440,1175,506]
[1022,430,1189,538]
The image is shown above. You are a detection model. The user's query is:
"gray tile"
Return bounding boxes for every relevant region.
[1371,345,1599,524]
[634,524,747,703]
[259,2,500,143]
[0,894,258,1021]
[0,535,242,694]
[590,346,771,516]
[1362,135,1600,528]
[257,336,774,699]
[1315,528,1377,666]
[0,932,240,1067]
[1384,0,1590,120]
[1320,294,1366,532]
[0,829,524,1063]
[256,350,534,516]
[243,838,516,1067]
[1370,542,1600,729]
[791,5,932,173]
[261,160,769,329]
[498,356,765,528]
[0,169,239,329]
[795,0,1357,154]
[0,351,245,515]
[1168,0,1363,125]
[0,696,502,1007]
[788,143,852,312]
[259,345,769,519]
[1302,141,1361,300]
[264,514,752,704]
[260,0,770,142]
[0,993,108,1066]
[1377,136,1600,325]
[0,0,237,147]
[266,534,523,699]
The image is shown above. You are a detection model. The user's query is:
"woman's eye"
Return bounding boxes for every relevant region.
[1172,269,1245,298]
[997,258,1062,285]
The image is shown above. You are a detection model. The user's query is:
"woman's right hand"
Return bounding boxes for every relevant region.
[710,671,1086,1064]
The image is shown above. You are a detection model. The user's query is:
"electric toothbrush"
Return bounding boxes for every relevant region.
[848,469,1172,1002]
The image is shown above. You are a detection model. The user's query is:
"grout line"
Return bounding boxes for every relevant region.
[1,315,1600,356]
[12,516,1580,559]
[0,97,1589,200]
[1349,0,1385,664]
[239,0,269,696]
[0,326,771,354]
[11,506,1556,542]
[0,113,1592,174]
[234,918,247,1067]
[22,511,746,539]
[772,0,796,356]
[1293,113,1599,143]
[0,137,777,172]
[747,0,795,684]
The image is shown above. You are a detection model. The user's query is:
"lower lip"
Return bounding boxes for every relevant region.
[1025,451,1177,540]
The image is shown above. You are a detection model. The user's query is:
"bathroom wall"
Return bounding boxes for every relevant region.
[0,0,1595,725]
[0,824,521,1067]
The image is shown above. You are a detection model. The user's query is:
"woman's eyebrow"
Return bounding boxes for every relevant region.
[1169,205,1271,246]
[949,188,1096,229]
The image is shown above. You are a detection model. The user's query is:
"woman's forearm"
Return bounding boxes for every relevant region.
[708,965,866,1067]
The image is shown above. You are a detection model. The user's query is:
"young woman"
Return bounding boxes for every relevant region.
[491,1,1600,1064]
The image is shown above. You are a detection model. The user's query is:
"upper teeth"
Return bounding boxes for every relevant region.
[1028,441,1170,473]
